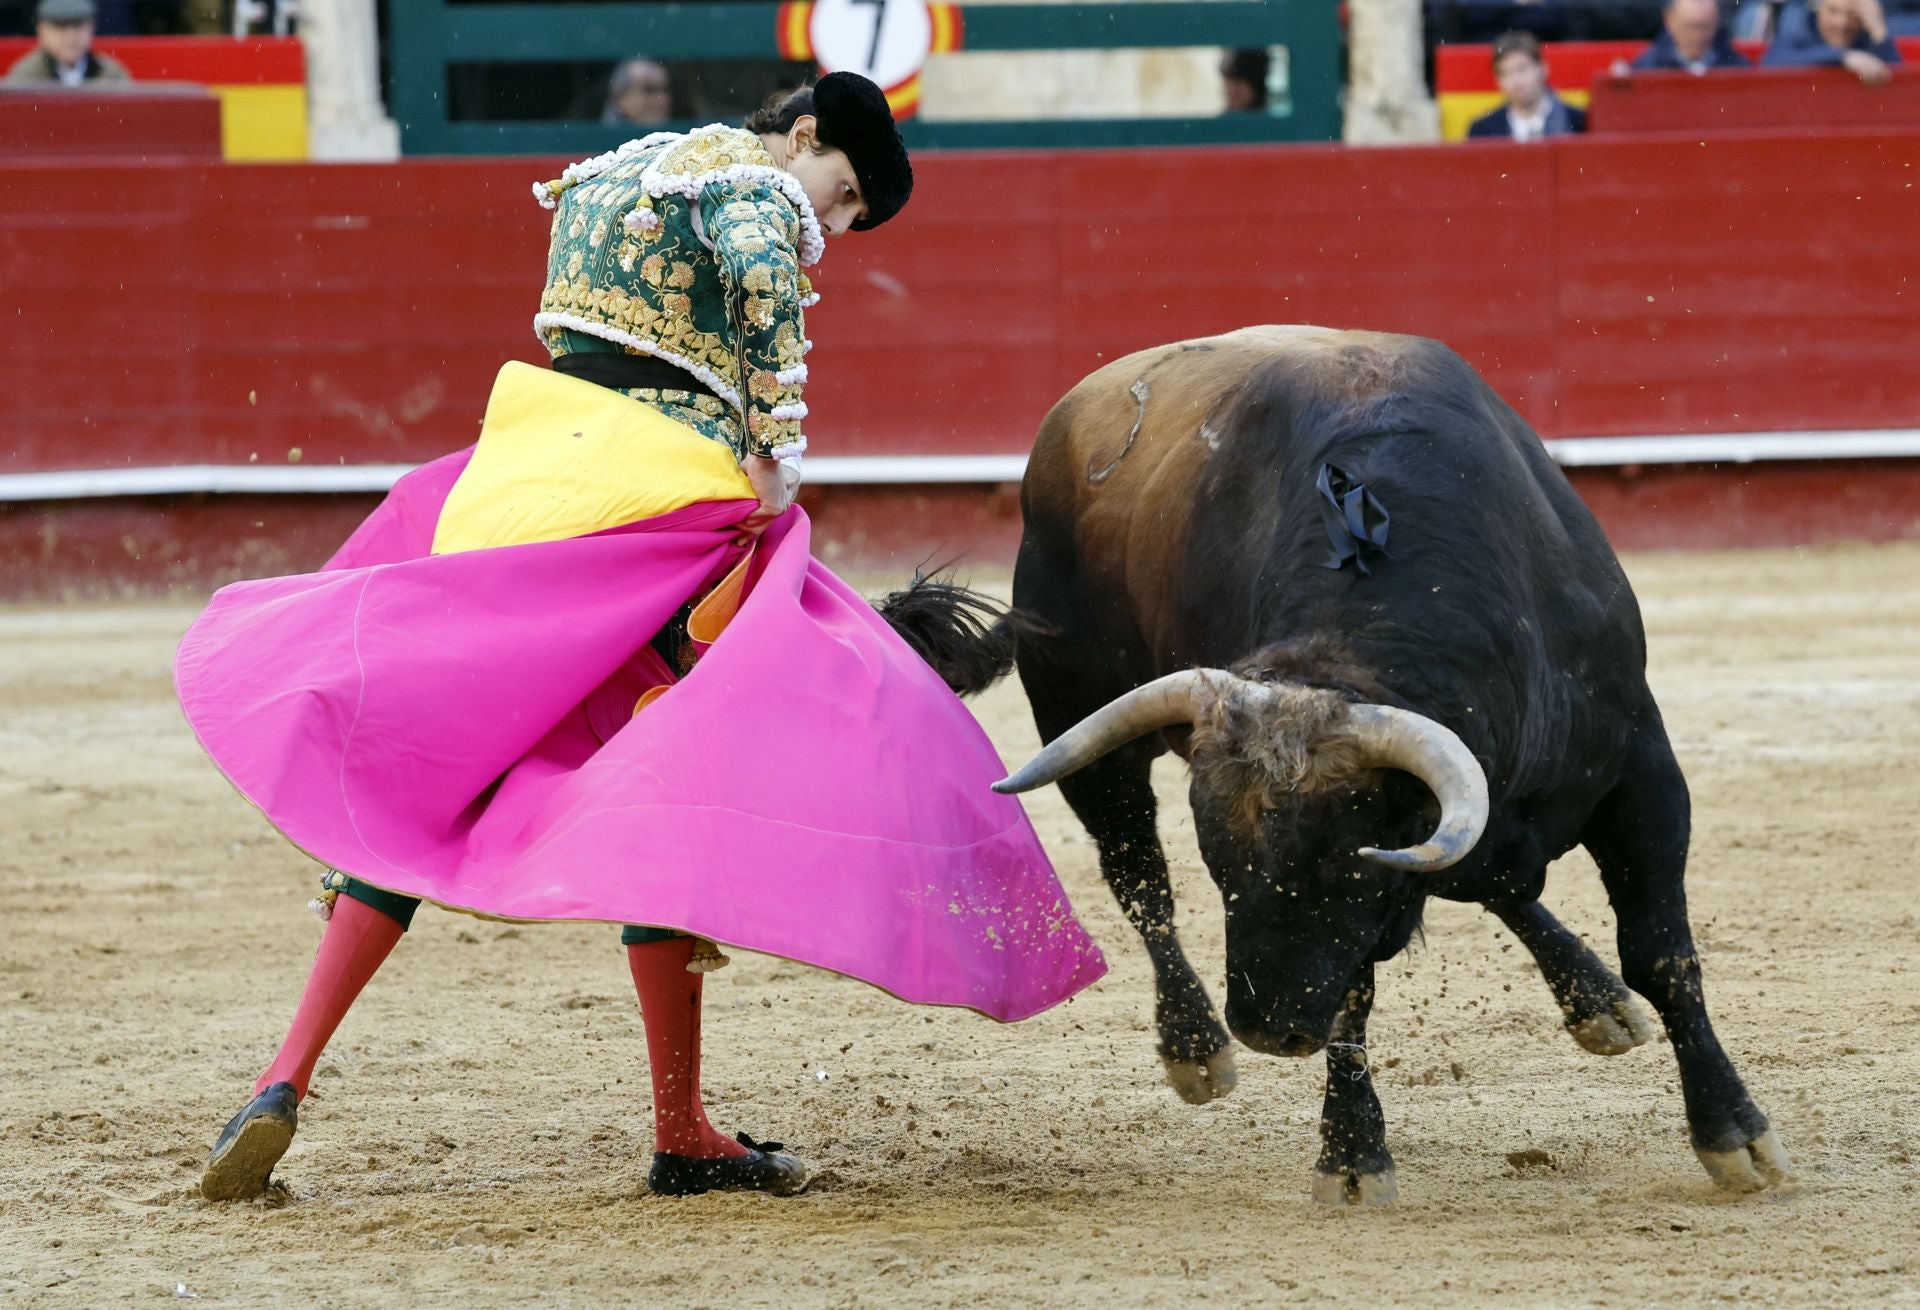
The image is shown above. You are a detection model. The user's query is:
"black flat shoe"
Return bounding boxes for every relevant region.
[647,1132,809,1197]
[201,1081,299,1201]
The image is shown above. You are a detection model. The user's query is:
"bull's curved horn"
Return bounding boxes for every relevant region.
[992,670,1217,794]
[1345,704,1490,873]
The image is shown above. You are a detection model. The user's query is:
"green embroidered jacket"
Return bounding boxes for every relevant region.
[532,125,822,460]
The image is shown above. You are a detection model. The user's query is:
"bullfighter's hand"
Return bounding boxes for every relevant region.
[739,452,802,538]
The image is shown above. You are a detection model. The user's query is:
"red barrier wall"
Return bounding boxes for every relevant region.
[3,129,1920,594]
[1552,130,1920,436]
[0,36,303,82]
[6,128,1918,479]
[0,88,221,160]
[1588,66,1920,135]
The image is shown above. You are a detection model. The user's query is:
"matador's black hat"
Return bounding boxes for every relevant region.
[813,72,913,231]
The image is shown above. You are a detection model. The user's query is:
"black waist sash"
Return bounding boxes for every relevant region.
[552,351,721,403]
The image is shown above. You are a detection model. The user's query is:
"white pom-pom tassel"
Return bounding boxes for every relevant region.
[622,208,660,234]
[308,896,334,922]
[686,937,731,972]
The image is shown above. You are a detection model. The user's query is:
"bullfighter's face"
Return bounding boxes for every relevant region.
[770,117,868,238]
[1191,780,1427,1057]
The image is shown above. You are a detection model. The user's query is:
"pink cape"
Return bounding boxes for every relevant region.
[175,450,1106,1022]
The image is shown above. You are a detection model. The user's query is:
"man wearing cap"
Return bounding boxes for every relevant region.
[4,0,131,86]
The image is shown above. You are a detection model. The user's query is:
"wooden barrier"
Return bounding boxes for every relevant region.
[0,87,221,159]
[3,128,1919,589]
[6,131,1918,469]
[1587,65,1920,134]
[0,36,305,159]
[1433,37,1920,139]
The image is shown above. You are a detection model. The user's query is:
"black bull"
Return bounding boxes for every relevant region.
[994,326,1787,1203]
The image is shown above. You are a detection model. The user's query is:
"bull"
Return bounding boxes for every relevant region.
[993,325,1788,1203]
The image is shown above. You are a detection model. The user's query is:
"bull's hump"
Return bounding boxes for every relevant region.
[1072,325,1428,406]
[1062,326,1423,472]
[1081,325,1338,384]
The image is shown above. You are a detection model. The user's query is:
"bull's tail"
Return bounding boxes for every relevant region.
[872,574,1043,698]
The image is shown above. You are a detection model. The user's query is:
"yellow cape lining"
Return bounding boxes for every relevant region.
[432,360,755,556]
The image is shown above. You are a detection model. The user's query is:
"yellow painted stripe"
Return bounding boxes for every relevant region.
[885,73,921,118]
[780,2,813,59]
[929,3,960,53]
[212,83,307,160]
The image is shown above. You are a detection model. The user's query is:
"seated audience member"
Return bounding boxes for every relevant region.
[1624,0,1752,71]
[1764,0,1901,80]
[1220,47,1270,112]
[601,56,672,126]
[2,0,129,84]
[1469,33,1588,138]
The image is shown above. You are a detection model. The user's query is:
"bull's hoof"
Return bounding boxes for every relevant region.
[1312,1166,1398,1208]
[1567,996,1657,1056]
[1162,1046,1238,1105]
[1695,1126,1791,1193]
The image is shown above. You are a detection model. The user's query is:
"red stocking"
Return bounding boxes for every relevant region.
[627,937,749,1159]
[253,894,405,1100]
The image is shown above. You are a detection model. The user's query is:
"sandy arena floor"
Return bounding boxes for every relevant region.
[1,543,1917,1308]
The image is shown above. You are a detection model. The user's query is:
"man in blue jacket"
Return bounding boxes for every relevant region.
[1764,0,1902,81]
[1628,0,1752,71]
[1469,33,1588,139]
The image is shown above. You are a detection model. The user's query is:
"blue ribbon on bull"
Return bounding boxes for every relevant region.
[1316,463,1391,575]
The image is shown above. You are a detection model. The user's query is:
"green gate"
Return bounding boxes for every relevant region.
[387,0,1341,154]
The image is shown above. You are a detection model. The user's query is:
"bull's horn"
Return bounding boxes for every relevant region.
[1345,704,1490,873]
[992,670,1217,794]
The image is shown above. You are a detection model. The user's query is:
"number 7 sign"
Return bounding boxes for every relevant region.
[775,0,965,118]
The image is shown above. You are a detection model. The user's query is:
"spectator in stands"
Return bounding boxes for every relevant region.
[1622,0,1752,71]
[601,56,673,126]
[1469,32,1588,138]
[2,0,129,84]
[1764,0,1902,80]
[1221,47,1270,112]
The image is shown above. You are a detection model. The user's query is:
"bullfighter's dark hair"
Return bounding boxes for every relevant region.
[743,85,816,137]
